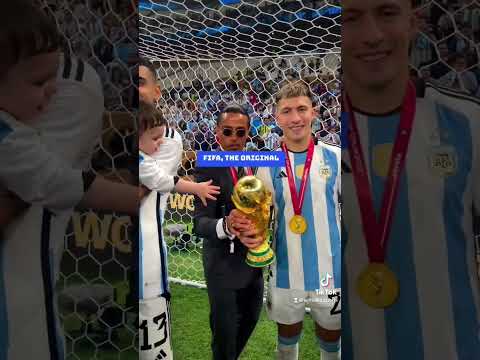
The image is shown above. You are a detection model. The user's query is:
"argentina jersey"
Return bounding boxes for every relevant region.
[139,190,170,300]
[257,141,341,292]
[0,53,104,359]
[151,126,183,225]
[341,84,480,360]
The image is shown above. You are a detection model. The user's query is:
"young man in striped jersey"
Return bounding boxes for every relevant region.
[256,81,341,360]
[341,0,480,358]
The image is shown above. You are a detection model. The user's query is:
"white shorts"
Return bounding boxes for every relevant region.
[266,281,341,330]
[139,296,173,360]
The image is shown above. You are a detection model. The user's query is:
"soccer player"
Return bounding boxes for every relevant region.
[341,0,480,358]
[139,57,184,222]
[138,58,196,360]
[256,81,341,360]
[138,102,220,360]
[139,101,220,206]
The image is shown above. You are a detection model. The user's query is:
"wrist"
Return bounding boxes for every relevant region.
[223,216,231,235]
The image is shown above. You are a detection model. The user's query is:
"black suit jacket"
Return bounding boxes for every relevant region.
[193,166,262,289]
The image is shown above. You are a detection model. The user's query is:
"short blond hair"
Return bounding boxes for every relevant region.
[274,80,315,106]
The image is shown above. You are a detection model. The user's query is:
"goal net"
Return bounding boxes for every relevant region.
[39,0,137,358]
[410,0,480,272]
[139,0,341,288]
[30,0,480,358]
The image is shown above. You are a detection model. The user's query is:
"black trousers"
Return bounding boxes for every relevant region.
[207,276,264,360]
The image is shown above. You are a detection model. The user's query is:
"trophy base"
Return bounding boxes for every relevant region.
[246,244,275,268]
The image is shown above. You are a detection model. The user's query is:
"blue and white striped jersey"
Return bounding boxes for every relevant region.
[342,84,480,360]
[256,140,341,292]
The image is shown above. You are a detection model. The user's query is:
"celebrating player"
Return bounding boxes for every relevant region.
[341,0,480,358]
[256,81,341,360]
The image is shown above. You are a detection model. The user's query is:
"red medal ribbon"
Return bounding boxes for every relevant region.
[282,140,315,216]
[229,167,253,185]
[345,80,416,262]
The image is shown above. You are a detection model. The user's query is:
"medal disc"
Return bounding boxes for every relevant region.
[356,263,399,308]
[289,215,307,234]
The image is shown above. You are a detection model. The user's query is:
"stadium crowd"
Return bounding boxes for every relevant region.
[42,0,137,111]
[411,0,480,97]
[160,56,341,154]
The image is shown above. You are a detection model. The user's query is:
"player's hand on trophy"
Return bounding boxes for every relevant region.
[226,209,252,237]
[237,226,264,249]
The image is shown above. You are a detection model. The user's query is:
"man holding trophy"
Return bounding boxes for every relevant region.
[256,81,342,360]
[193,104,266,360]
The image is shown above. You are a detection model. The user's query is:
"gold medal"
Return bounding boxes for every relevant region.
[356,263,399,308]
[289,215,307,234]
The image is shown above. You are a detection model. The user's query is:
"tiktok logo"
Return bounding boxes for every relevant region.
[320,273,333,288]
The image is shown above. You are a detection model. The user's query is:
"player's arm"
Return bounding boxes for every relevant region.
[139,151,175,193]
[77,175,138,215]
[0,116,138,215]
[0,116,86,211]
[140,152,220,205]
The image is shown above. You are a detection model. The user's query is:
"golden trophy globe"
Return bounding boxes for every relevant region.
[231,175,275,267]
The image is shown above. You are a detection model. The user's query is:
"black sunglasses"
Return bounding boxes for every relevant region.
[222,128,247,137]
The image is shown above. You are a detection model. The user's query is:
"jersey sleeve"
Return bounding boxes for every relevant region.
[425,84,480,212]
[139,151,175,193]
[151,127,183,176]
[0,113,86,212]
[472,112,480,214]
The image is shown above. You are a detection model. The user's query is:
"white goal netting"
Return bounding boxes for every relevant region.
[410,0,480,272]
[139,0,341,288]
[32,0,480,358]
[39,0,138,359]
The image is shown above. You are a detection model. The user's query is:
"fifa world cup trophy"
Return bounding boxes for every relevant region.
[231,175,275,267]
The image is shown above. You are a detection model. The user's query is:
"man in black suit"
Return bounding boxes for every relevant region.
[193,104,265,360]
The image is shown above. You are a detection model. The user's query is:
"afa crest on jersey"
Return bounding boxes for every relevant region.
[428,145,458,176]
